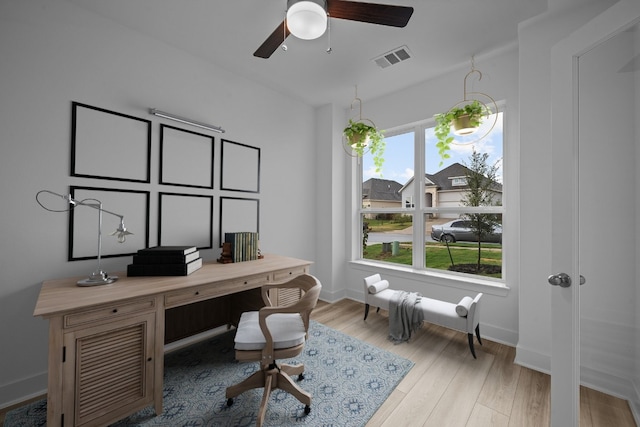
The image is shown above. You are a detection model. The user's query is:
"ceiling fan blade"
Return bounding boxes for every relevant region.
[327,0,413,27]
[254,20,291,59]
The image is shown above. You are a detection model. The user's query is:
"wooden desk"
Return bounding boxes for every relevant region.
[33,254,311,427]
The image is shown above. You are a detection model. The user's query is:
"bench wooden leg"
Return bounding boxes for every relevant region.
[467,333,477,359]
[364,304,382,321]
[467,325,483,359]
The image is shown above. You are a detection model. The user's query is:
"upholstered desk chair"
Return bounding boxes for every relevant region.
[225,274,322,426]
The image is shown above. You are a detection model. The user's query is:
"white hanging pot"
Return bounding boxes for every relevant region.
[452,114,479,136]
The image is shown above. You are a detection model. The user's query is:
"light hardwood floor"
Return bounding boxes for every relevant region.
[2,299,635,426]
[311,298,637,427]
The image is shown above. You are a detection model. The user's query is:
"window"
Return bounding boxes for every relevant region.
[404,196,414,208]
[360,131,414,268]
[451,177,467,186]
[359,110,504,283]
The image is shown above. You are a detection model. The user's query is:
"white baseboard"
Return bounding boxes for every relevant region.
[514,344,551,374]
[628,397,640,426]
[320,288,348,303]
[632,380,640,425]
[581,367,640,423]
[580,365,634,400]
[0,372,47,411]
[514,345,640,421]
[479,323,518,347]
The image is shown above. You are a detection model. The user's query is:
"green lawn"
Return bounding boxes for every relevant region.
[363,242,502,278]
[364,218,412,232]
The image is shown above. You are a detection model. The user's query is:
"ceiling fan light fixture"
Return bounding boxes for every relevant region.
[286,0,327,40]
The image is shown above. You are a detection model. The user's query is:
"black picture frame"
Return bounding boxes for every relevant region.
[69,186,150,261]
[71,102,151,183]
[219,196,260,247]
[158,192,213,250]
[220,139,260,193]
[159,124,214,189]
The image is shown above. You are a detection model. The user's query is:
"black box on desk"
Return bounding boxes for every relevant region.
[127,246,202,276]
[127,257,203,276]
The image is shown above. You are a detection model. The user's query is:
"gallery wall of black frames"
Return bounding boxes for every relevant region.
[68,101,260,262]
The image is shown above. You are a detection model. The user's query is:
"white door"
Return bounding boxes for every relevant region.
[550,2,640,425]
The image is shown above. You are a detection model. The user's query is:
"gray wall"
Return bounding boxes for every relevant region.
[0,0,317,405]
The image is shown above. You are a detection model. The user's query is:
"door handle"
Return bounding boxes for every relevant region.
[548,272,571,287]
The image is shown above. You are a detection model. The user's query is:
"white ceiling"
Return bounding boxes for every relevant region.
[68,0,547,108]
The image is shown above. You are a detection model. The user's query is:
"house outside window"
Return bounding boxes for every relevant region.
[358,110,504,284]
[404,196,414,208]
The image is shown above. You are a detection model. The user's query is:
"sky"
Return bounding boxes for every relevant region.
[362,112,504,186]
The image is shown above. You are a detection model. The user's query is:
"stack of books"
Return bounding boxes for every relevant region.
[224,232,260,262]
[127,246,202,276]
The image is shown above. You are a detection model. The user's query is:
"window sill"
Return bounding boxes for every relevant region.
[349,259,510,297]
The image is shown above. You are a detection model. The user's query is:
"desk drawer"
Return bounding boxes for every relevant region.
[64,298,156,328]
[165,285,220,308]
[271,265,308,282]
[164,274,267,308]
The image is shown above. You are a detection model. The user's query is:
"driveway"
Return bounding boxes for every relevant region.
[366,218,453,245]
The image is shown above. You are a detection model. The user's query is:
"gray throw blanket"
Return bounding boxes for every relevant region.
[388,290,424,344]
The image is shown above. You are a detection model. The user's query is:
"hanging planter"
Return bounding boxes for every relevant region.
[342,88,385,174]
[452,114,473,134]
[452,111,482,135]
[434,59,497,166]
[435,99,491,164]
[344,120,372,149]
[343,119,385,173]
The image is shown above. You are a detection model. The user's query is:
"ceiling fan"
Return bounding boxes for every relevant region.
[254,0,414,59]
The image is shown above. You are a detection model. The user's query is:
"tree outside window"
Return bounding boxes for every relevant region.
[455,150,502,275]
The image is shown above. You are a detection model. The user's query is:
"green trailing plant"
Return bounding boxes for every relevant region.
[434,100,490,166]
[343,119,385,174]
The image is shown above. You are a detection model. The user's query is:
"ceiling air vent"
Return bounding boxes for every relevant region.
[373,45,412,69]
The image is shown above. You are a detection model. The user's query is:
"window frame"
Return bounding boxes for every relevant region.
[354,106,508,292]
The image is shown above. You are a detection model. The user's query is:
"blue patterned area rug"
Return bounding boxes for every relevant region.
[5,321,413,427]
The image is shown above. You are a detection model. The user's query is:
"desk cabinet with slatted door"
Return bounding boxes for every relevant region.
[34,255,311,426]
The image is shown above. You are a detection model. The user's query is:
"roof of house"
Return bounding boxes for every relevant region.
[362,178,403,202]
[402,163,503,192]
[427,163,473,191]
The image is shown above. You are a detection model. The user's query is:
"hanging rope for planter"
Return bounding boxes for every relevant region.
[342,86,379,158]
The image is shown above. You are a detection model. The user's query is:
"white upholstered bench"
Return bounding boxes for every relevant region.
[363,274,483,358]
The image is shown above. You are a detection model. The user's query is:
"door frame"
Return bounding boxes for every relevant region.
[550,1,640,425]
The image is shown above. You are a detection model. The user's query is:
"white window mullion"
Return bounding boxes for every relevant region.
[413,124,426,268]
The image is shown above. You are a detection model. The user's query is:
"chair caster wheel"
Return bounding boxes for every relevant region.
[297,373,305,381]
[226,398,234,407]
[304,405,311,415]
